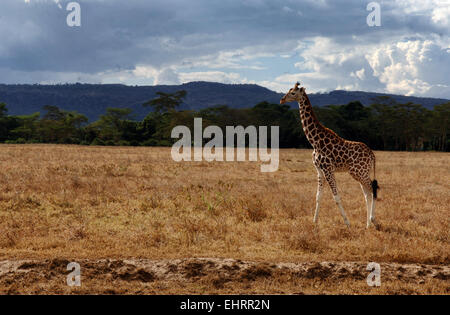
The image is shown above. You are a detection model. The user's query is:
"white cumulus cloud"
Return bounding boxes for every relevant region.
[257,34,450,98]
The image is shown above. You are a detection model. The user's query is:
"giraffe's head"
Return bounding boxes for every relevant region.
[280,82,306,104]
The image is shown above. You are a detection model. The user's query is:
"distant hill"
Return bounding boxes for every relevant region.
[0,82,448,122]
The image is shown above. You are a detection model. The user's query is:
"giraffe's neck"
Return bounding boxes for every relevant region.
[298,94,331,149]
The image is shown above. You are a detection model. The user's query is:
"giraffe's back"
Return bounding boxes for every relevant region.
[313,139,375,173]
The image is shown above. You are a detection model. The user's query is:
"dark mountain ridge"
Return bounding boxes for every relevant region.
[0,82,448,121]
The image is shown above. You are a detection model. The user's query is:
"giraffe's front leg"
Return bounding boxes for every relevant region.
[323,169,350,227]
[313,167,324,224]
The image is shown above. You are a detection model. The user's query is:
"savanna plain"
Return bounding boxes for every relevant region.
[0,145,448,294]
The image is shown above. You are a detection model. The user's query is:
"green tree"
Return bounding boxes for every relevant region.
[250,102,304,148]
[88,107,135,145]
[394,102,429,150]
[38,105,88,143]
[370,97,401,150]
[10,113,40,142]
[0,103,9,141]
[426,102,450,151]
[0,103,7,117]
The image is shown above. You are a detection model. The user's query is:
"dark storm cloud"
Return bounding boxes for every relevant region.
[0,0,444,74]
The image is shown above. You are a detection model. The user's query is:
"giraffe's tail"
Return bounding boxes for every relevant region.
[371,155,379,200]
[372,180,379,200]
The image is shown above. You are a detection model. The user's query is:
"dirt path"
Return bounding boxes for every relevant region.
[0,258,448,294]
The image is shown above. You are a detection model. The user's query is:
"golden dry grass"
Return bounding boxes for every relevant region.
[0,144,448,294]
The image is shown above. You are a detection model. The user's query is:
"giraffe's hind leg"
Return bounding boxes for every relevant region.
[370,192,378,228]
[323,169,350,227]
[351,169,377,228]
[359,183,372,228]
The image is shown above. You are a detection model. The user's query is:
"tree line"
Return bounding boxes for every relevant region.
[0,91,448,151]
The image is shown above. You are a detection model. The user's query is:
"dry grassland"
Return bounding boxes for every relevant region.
[0,144,448,294]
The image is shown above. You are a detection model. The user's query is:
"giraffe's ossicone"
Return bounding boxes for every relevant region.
[281,82,379,228]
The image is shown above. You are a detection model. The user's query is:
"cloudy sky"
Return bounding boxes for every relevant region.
[1,0,449,98]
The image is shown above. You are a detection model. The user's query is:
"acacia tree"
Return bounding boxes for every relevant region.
[143,90,187,113]
[139,90,188,145]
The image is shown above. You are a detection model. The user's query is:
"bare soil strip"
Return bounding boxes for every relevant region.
[0,258,448,294]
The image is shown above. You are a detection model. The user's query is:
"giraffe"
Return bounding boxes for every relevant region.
[280,82,379,228]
